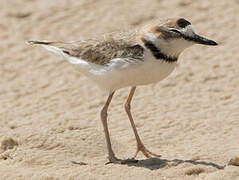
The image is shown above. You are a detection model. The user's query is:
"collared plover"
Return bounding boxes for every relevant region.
[28,18,217,164]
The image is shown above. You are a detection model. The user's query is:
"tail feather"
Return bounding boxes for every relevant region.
[27,40,52,45]
[27,40,81,57]
[27,40,97,70]
[27,40,68,57]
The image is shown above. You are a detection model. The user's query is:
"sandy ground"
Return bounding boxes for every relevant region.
[0,0,239,179]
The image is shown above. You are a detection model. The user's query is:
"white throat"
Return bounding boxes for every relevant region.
[156,38,194,57]
[144,32,194,57]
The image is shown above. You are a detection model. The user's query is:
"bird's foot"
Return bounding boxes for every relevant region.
[106,156,138,165]
[134,142,161,159]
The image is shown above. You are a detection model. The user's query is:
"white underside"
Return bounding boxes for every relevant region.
[43,45,177,92]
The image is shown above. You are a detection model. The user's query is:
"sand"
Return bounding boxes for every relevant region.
[0,0,239,179]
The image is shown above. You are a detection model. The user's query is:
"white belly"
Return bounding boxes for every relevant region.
[84,51,177,92]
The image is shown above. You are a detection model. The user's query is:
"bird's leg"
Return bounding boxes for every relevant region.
[125,87,160,159]
[101,92,138,164]
[101,91,118,162]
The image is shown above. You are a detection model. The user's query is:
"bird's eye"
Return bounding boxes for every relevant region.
[177,18,191,28]
[169,28,181,34]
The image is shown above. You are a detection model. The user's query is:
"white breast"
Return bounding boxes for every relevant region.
[68,50,177,92]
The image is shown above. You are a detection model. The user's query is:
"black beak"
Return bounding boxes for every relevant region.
[192,33,218,46]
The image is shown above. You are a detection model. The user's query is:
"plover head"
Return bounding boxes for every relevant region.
[140,18,218,57]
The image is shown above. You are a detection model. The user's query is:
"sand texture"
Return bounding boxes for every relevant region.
[0,0,239,179]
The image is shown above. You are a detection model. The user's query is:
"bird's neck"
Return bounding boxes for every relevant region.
[140,36,178,63]
[140,31,193,62]
[142,40,178,63]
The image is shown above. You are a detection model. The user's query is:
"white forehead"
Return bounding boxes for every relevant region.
[181,25,195,36]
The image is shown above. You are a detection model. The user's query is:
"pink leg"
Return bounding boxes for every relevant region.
[101,92,138,164]
[101,91,118,162]
[125,87,160,158]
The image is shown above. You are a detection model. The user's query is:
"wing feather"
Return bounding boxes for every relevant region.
[28,31,145,65]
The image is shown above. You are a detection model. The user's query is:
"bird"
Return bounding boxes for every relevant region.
[28,18,218,164]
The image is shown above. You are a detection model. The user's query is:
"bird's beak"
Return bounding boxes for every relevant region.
[191,33,218,46]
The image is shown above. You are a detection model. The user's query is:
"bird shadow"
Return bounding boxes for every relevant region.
[125,158,225,170]
[71,158,225,170]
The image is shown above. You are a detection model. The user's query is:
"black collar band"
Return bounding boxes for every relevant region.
[143,40,178,63]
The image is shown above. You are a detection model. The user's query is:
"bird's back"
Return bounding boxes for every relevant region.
[29,30,145,66]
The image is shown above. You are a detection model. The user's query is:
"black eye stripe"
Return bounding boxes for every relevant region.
[177,18,191,28]
[169,29,181,34]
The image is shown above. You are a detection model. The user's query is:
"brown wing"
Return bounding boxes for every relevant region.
[28,31,145,65]
[75,39,145,65]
